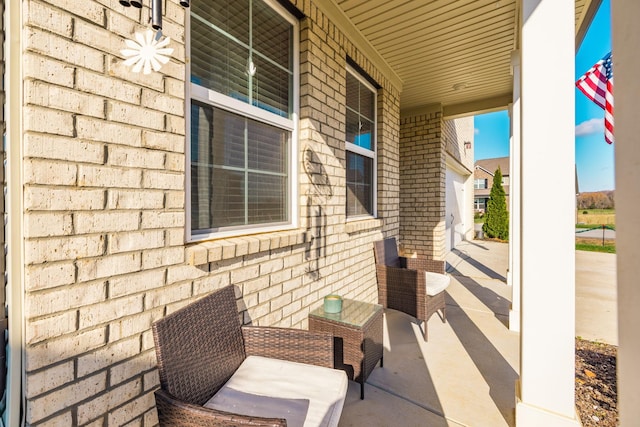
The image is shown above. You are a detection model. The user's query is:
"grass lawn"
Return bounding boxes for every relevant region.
[576,209,615,226]
[576,237,616,254]
[576,223,615,229]
[578,209,614,214]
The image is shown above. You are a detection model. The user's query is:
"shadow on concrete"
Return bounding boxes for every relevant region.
[447,266,511,327]
[446,295,518,426]
[448,248,507,282]
[349,310,448,426]
[462,239,490,250]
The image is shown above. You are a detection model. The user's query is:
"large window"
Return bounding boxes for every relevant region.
[188,0,298,239]
[345,67,377,218]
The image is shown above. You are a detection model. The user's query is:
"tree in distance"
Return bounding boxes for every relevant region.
[482,166,509,241]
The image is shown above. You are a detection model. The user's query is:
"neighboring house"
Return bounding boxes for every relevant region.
[474,157,510,213]
[0,1,636,427]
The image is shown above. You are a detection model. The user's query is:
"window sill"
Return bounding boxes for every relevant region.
[186,230,306,267]
[345,218,383,234]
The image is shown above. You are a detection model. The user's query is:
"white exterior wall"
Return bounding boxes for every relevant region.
[508,51,521,333]
[443,117,475,252]
[445,167,466,252]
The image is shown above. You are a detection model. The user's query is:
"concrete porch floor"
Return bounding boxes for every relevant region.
[339,240,518,427]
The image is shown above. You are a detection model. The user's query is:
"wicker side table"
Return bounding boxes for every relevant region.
[308,299,383,399]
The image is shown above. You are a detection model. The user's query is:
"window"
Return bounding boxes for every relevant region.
[188,0,298,240]
[345,67,377,218]
[474,198,486,211]
[474,178,487,190]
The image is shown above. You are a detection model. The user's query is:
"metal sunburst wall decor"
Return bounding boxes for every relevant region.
[120,0,190,74]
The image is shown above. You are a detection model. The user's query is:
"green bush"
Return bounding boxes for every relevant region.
[482,167,509,240]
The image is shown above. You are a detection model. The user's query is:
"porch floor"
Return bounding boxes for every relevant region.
[339,240,518,427]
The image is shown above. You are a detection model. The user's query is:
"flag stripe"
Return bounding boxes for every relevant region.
[576,52,614,144]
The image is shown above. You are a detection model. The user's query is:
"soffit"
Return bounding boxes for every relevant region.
[330,0,597,116]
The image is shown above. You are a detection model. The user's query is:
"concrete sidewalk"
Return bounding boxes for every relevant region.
[338,239,617,426]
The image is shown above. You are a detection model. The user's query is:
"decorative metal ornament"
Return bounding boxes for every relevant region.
[121,29,174,75]
[119,0,189,75]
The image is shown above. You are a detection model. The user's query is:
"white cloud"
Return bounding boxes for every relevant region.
[575,118,604,137]
[474,128,480,135]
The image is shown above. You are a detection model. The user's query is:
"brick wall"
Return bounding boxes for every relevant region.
[399,112,446,260]
[443,117,474,171]
[20,1,401,425]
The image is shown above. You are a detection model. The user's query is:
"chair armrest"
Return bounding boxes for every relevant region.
[154,389,287,427]
[242,326,334,368]
[401,257,446,274]
[378,266,426,296]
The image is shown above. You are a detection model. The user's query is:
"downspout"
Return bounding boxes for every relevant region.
[4,0,23,425]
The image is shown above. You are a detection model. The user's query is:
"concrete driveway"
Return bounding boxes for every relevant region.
[575,250,617,345]
[448,238,617,345]
[576,227,616,240]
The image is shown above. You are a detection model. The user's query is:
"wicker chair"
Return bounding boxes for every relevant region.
[152,285,348,427]
[373,238,450,341]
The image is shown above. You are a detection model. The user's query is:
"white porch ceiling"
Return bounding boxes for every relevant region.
[329,0,600,117]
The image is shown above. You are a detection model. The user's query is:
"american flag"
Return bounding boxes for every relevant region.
[576,52,614,144]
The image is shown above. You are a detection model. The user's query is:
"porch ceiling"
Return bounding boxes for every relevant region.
[331,0,600,117]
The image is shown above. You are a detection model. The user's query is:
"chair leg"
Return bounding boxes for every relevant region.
[442,305,446,323]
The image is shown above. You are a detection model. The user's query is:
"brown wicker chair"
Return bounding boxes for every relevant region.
[373,238,450,341]
[152,285,347,427]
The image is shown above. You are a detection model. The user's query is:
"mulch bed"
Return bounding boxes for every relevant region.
[575,338,618,426]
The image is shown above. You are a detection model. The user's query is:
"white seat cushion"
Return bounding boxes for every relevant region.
[425,272,450,296]
[204,355,348,427]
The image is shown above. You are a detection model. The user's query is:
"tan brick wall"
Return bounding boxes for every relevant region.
[21,1,401,425]
[399,112,446,260]
[443,117,474,171]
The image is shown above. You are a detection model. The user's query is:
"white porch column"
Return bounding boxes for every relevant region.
[612,1,640,424]
[508,50,521,333]
[5,1,23,426]
[516,0,579,425]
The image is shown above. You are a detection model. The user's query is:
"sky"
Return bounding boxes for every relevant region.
[474,0,614,192]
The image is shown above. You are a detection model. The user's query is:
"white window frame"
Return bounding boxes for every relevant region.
[185,0,299,242]
[474,178,487,189]
[345,64,377,220]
